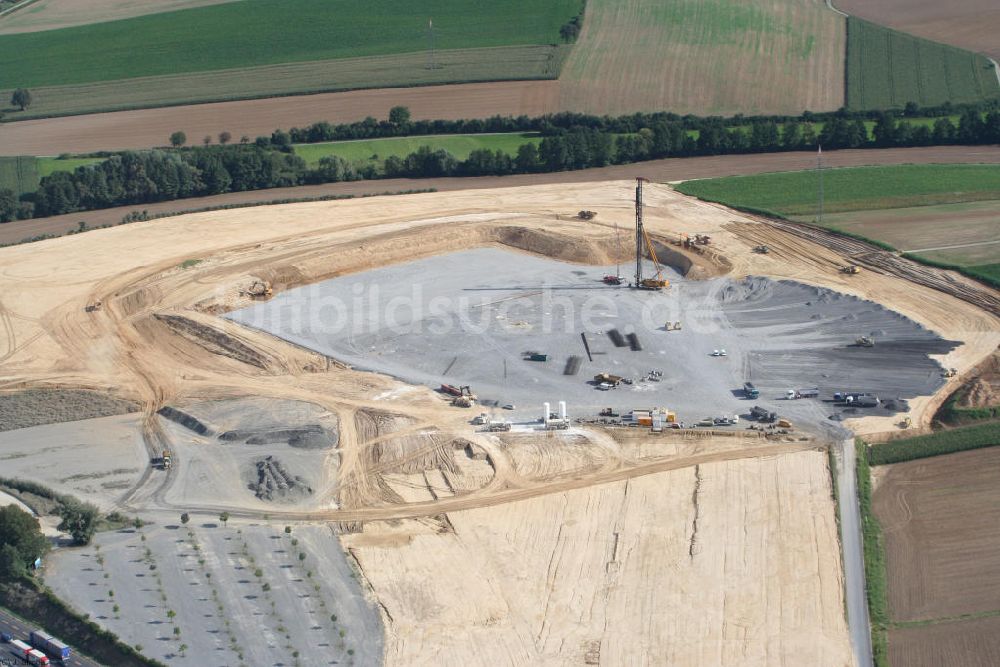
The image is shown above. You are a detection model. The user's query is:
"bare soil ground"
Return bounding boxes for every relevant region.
[0,0,241,34]
[0,80,559,155]
[888,616,1000,667]
[559,0,845,116]
[0,180,996,662]
[5,145,1000,247]
[347,449,852,666]
[873,447,1000,621]
[835,0,1000,61]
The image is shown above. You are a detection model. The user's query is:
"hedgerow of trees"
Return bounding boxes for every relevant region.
[0,505,49,581]
[6,102,1000,220]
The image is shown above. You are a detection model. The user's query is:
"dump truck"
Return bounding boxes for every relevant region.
[743,382,760,399]
[29,630,70,662]
[440,384,462,397]
[840,265,860,275]
[786,387,819,399]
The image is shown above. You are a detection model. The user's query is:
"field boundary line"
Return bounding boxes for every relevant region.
[903,239,1000,254]
[0,0,42,19]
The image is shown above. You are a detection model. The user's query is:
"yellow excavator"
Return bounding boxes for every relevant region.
[634,177,670,290]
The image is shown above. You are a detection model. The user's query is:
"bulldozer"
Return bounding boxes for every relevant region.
[452,385,478,407]
[753,245,769,254]
[577,210,598,220]
[243,279,273,299]
[840,265,861,275]
[856,335,876,347]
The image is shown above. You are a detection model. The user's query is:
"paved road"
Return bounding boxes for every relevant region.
[0,606,103,667]
[836,438,874,667]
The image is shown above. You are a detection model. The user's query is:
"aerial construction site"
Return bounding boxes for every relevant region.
[1,178,997,666]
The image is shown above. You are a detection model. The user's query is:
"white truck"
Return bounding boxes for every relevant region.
[786,387,819,399]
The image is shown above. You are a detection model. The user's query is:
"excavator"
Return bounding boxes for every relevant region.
[633,178,669,290]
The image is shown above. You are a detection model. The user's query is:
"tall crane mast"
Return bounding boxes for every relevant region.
[634,177,669,290]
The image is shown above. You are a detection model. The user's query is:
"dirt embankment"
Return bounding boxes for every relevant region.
[5,145,1000,248]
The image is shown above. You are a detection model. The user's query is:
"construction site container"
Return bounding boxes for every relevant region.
[526,353,548,362]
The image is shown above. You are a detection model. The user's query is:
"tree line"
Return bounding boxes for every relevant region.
[2,104,999,221]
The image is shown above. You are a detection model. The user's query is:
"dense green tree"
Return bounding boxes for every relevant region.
[388,106,411,127]
[218,131,232,145]
[11,88,31,111]
[0,505,49,579]
[169,131,187,147]
[515,143,540,172]
[0,187,17,223]
[57,499,99,545]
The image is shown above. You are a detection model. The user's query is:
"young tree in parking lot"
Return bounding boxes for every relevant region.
[10,88,31,111]
[180,512,190,525]
[219,511,229,527]
[169,131,187,147]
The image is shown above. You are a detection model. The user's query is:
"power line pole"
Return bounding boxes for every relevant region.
[426,18,436,70]
[817,144,824,225]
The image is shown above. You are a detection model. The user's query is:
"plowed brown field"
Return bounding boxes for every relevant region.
[835,0,1000,61]
[0,81,559,156]
[889,617,1000,667]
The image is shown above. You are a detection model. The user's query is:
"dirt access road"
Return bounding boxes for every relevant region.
[5,145,1000,247]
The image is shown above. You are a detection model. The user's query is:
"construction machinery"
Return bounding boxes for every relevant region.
[750,405,777,423]
[577,210,598,220]
[633,178,669,290]
[84,301,102,312]
[694,234,711,245]
[664,321,682,331]
[942,367,958,378]
[753,245,769,254]
[786,387,820,399]
[243,279,273,298]
[856,335,876,347]
[840,265,860,275]
[899,416,912,429]
[594,372,623,386]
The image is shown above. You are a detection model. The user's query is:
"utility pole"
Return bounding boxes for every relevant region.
[426,18,437,70]
[817,144,824,224]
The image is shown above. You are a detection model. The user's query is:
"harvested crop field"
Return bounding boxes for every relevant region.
[873,447,1000,621]
[835,0,1000,62]
[558,0,846,116]
[815,200,1000,268]
[0,0,242,35]
[845,17,1000,110]
[0,80,560,155]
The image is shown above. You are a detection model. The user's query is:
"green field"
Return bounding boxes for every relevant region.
[294,133,541,166]
[675,164,1000,217]
[0,156,39,195]
[868,423,1000,465]
[0,0,580,89]
[846,17,1000,110]
[36,156,104,177]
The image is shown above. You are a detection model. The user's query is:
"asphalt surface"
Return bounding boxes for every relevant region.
[836,437,875,667]
[0,606,103,667]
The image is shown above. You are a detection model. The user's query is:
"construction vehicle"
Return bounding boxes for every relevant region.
[440,384,462,397]
[151,450,172,469]
[243,279,273,298]
[84,301,102,312]
[542,401,570,430]
[29,630,70,662]
[839,392,880,407]
[599,407,620,417]
[664,321,682,331]
[594,372,623,386]
[750,405,777,423]
[694,234,711,245]
[633,178,670,290]
[603,222,626,285]
[942,367,958,378]
[452,386,477,407]
[753,245,769,254]
[743,382,760,399]
[577,210,597,220]
[777,418,793,428]
[856,335,876,347]
[899,416,912,429]
[840,265,861,275]
[786,387,819,399]
[523,352,548,362]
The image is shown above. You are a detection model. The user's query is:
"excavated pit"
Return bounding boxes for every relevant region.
[227,248,958,435]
